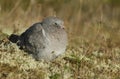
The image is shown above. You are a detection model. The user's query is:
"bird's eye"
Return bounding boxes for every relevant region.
[54,22,60,28]
[54,23,58,25]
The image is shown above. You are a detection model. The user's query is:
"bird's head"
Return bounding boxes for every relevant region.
[42,16,65,29]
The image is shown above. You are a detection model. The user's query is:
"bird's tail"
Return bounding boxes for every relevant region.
[8,34,19,43]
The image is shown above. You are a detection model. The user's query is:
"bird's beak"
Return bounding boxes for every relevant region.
[61,25,65,29]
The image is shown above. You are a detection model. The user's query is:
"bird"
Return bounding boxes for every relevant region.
[9,16,68,61]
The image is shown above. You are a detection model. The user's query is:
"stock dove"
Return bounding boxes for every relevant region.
[9,16,68,61]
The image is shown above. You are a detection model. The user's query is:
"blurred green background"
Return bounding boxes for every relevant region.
[0,0,120,45]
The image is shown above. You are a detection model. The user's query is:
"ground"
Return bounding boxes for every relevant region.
[0,32,120,79]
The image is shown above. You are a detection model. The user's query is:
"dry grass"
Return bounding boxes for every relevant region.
[0,33,120,79]
[0,0,120,79]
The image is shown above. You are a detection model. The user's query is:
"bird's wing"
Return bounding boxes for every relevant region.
[19,23,47,52]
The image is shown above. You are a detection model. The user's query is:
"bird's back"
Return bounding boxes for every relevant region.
[19,23,47,54]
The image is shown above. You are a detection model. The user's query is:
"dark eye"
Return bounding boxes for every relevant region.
[54,22,60,28]
[54,23,58,25]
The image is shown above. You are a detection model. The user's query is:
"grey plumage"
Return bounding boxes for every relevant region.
[9,16,68,61]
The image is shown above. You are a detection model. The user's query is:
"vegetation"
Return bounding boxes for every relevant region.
[0,0,120,79]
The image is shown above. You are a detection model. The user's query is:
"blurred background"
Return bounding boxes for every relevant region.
[0,0,120,46]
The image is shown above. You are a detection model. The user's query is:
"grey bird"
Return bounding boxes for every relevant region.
[9,16,68,61]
